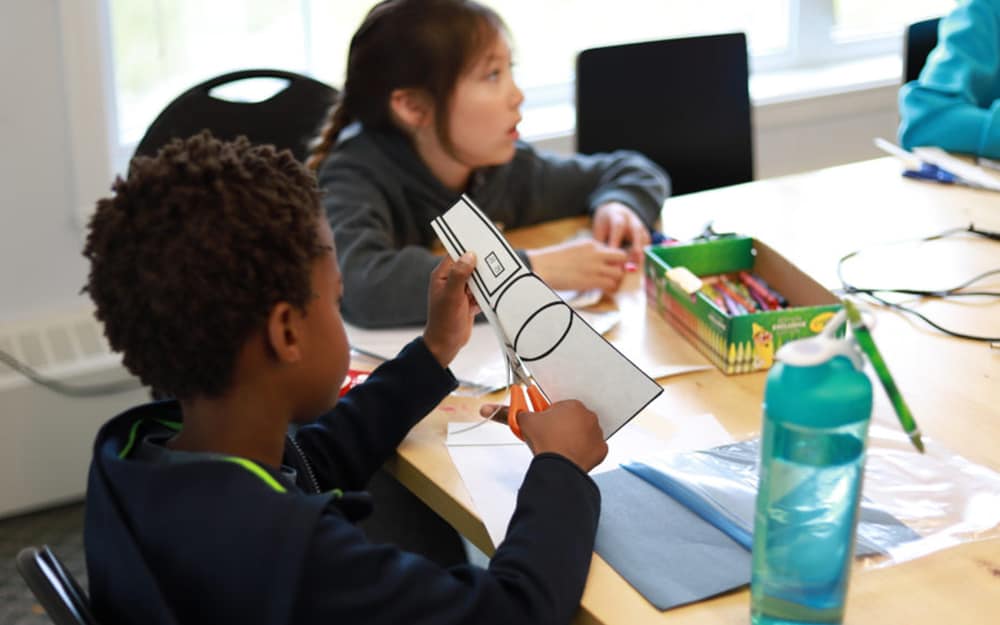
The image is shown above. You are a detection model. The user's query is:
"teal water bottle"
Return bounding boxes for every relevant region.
[750,310,872,625]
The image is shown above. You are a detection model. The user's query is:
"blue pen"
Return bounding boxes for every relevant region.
[902,162,957,184]
[874,137,960,185]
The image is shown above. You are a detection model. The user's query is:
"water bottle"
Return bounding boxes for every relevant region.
[750,310,872,625]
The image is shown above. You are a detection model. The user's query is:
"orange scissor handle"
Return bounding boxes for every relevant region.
[508,384,550,441]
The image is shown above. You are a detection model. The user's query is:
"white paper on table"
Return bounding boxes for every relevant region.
[913,146,1000,191]
[447,412,734,549]
[556,288,603,309]
[431,196,663,437]
[346,307,621,393]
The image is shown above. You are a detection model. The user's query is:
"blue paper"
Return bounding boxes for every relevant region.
[593,468,750,610]
[593,439,920,611]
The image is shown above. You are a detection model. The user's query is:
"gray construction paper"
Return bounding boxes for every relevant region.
[593,468,751,610]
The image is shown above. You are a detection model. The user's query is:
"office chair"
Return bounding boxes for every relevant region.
[15,545,100,625]
[903,17,941,84]
[134,69,338,162]
[576,33,753,196]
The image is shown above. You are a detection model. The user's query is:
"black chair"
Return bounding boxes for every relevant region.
[576,33,753,196]
[134,69,338,162]
[15,545,99,625]
[903,17,941,84]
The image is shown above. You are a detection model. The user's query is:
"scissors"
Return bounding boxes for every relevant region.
[501,341,550,440]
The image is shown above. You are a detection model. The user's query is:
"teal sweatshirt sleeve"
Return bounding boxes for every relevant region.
[898,0,1000,158]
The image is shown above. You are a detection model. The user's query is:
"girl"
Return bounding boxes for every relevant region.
[308,0,670,328]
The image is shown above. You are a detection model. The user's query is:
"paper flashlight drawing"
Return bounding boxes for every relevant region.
[430,195,663,438]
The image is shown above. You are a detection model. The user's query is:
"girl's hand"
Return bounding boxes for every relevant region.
[592,201,651,263]
[423,253,479,368]
[527,238,627,294]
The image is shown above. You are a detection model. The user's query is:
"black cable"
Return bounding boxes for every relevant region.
[836,224,1000,342]
[0,348,143,397]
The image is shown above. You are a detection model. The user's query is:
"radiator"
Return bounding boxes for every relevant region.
[0,306,148,518]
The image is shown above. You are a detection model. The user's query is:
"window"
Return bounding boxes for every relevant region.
[105,1,955,146]
[108,2,376,149]
[833,0,952,40]
[88,0,957,180]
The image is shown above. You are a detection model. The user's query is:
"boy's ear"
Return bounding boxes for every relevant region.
[389,88,433,131]
[266,302,303,363]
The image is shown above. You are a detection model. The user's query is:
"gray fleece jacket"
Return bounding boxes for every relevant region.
[316,123,670,328]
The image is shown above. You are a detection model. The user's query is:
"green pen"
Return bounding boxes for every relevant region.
[843,299,925,453]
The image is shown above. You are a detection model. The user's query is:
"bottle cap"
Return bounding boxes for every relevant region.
[775,308,864,369]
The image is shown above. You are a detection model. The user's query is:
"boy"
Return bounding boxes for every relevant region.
[82,131,608,625]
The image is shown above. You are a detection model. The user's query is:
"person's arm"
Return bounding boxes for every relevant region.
[291,453,601,625]
[293,337,457,491]
[899,0,1000,158]
[294,255,477,491]
[499,143,670,231]
[481,145,668,292]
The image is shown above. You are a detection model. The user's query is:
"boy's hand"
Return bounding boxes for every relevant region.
[482,400,608,472]
[424,253,480,368]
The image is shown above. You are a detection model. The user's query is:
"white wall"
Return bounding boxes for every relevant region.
[0,4,901,327]
[754,85,899,179]
[0,2,92,325]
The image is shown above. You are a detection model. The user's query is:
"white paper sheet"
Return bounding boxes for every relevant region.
[913,146,1000,191]
[447,412,734,549]
[431,196,663,436]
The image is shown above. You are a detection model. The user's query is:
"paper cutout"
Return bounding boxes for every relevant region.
[345,307,622,393]
[431,196,663,438]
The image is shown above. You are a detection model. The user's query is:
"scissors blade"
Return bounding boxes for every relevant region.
[474,293,532,388]
[501,341,534,386]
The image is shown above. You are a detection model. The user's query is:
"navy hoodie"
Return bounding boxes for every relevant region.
[85,338,601,625]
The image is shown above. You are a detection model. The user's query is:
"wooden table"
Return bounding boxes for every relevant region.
[383,157,1000,625]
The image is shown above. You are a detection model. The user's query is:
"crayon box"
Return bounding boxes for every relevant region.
[644,236,841,374]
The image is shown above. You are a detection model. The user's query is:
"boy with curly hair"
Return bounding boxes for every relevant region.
[82,131,607,625]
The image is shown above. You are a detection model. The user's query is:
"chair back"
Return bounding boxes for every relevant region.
[15,545,100,625]
[134,69,338,162]
[904,17,941,84]
[576,33,753,196]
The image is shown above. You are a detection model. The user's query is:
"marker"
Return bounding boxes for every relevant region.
[738,271,779,310]
[751,274,788,308]
[700,283,726,310]
[715,278,754,314]
[719,289,747,316]
[727,278,759,312]
[843,300,924,453]
[902,162,957,184]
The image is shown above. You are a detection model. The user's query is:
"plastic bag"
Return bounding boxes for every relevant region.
[624,423,1000,569]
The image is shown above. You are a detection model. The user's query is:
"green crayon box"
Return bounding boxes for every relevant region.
[644,236,842,375]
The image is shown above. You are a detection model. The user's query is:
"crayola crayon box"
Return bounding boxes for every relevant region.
[644,235,841,374]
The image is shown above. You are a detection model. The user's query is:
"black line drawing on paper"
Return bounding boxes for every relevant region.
[431,195,663,438]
